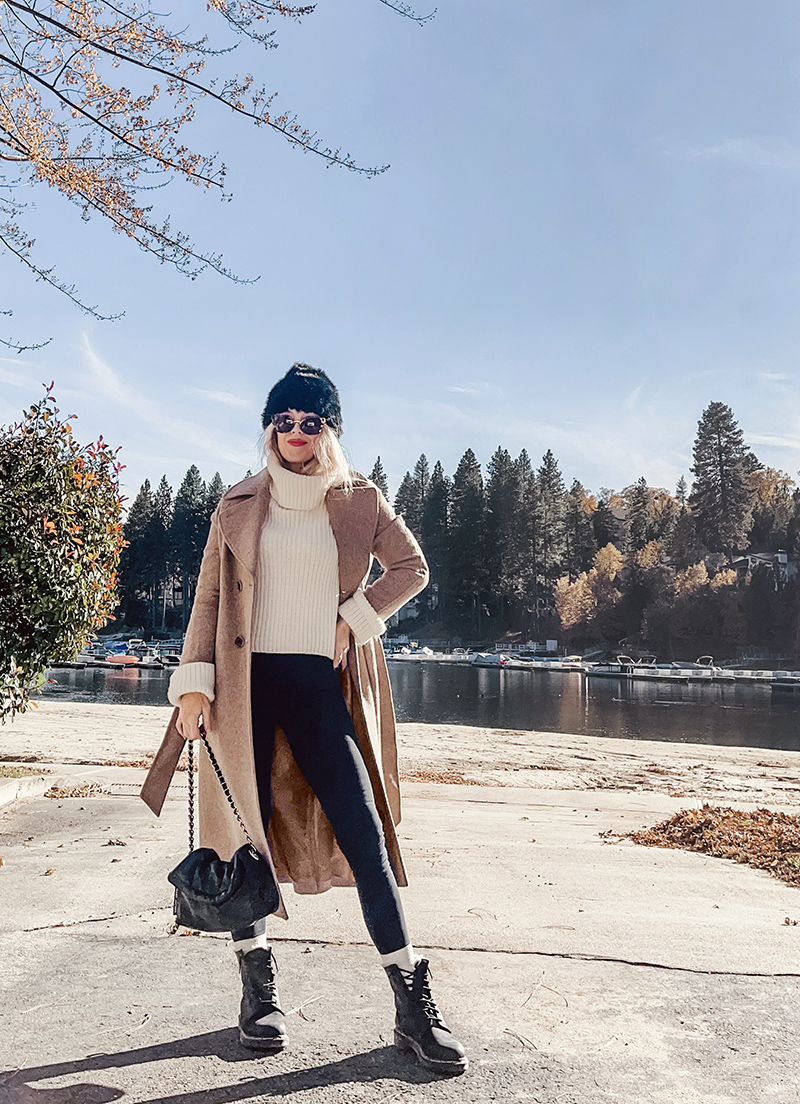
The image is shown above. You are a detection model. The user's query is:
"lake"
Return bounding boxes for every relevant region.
[34,661,800,752]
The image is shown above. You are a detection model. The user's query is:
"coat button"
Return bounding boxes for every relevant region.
[236,580,243,591]
[234,636,244,648]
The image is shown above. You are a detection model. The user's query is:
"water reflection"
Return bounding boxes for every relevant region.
[33,662,800,751]
[37,665,174,706]
[387,665,800,752]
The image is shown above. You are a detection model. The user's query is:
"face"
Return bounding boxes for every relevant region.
[274,408,319,469]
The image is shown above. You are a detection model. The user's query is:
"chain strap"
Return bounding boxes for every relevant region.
[185,727,255,853]
[187,737,195,852]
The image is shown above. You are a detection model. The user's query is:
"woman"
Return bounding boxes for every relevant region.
[142,364,467,1075]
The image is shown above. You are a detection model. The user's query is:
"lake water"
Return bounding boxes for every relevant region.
[34,661,800,752]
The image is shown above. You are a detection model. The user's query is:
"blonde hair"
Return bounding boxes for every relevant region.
[263,423,354,493]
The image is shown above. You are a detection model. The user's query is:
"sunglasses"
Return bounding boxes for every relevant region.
[271,412,326,436]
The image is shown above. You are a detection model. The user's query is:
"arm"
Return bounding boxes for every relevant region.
[167,507,222,734]
[338,489,429,645]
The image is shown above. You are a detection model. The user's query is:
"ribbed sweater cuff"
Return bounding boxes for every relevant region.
[338,590,386,645]
[167,661,216,705]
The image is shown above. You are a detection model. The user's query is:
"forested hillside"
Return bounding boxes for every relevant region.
[116,403,800,659]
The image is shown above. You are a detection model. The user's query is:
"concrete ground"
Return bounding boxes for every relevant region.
[1,756,800,1104]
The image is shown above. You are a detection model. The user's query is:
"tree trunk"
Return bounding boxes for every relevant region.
[182,571,189,630]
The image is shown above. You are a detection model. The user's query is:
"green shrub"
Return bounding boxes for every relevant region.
[0,386,125,719]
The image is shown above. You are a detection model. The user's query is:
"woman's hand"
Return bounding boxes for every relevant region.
[334,617,351,669]
[176,691,210,740]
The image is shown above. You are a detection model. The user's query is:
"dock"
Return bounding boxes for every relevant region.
[385,651,800,690]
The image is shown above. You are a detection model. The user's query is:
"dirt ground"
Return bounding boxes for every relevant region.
[3,700,799,808]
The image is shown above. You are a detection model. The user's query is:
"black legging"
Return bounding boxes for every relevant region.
[232,652,409,955]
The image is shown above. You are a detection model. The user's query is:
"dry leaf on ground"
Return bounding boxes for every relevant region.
[0,764,52,778]
[45,783,109,799]
[628,804,800,888]
[399,768,485,785]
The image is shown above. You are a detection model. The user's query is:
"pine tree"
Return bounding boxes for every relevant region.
[118,480,155,627]
[689,402,755,559]
[748,468,795,550]
[368,457,390,500]
[676,476,688,508]
[206,472,226,514]
[669,509,706,569]
[563,479,598,580]
[485,447,522,628]
[172,466,209,629]
[126,481,154,533]
[420,461,450,624]
[449,449,486,636]
[625,477,652,552]
[515,449,539,633]
[148,476,173,629]
[413,454,430,500]
[536,450,567,611]
[393,454,429,535]
[394,472,417,529]
[592,496,617,548]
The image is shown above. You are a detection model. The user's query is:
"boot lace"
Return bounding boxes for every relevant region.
[257,976,279,1005]
[414,965,447,1029]
[246,950,280,1007]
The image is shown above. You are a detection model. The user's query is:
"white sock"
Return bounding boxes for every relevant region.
[380,944,420,977]
[232,931,269,955]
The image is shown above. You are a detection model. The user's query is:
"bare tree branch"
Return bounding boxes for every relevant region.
[0,229,123,318]
[0,0,422,325]
[376,0,437,24]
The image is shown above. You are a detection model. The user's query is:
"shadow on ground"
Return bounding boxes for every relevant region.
[1,1031,446,1104]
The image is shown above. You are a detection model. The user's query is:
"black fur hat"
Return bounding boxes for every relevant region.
[262,363,343,437]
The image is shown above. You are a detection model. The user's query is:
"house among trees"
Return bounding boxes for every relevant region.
[730,551,796,586]
[609,506,627,549]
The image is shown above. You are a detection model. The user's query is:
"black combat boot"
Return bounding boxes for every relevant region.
[236,947,288,1052]
[385,958,468,1075]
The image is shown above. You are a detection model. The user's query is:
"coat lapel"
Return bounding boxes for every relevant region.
[218,469,372,590]
[327,483,374,599]
[217,469,270,578]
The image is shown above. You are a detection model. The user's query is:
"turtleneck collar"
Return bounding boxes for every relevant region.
[267,449,330,510]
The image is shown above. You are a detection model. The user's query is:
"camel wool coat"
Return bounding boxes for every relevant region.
[141,467,429,919]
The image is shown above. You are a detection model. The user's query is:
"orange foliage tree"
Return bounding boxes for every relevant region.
[0,0,429,346]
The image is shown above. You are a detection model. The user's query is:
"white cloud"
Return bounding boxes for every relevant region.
[0,365,36,388]
[683,137,800,170]
[81,334,252,467]
[445,380,497,397]
[747,432,800,451]
[189,388,249,407]
[626,383,643,413]
[757,372,794,393]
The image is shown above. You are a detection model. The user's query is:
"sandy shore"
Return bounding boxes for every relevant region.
[3,700,799,808]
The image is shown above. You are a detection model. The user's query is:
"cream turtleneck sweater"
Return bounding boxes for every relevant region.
[167,452,385,705]
[251,450,339,658]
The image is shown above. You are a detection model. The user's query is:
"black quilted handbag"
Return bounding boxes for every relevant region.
[168,731,279,932]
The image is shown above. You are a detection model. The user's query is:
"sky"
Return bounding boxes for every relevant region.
[1,0,800,506]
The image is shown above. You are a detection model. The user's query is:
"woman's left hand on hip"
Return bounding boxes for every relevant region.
[334,617,350,669]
